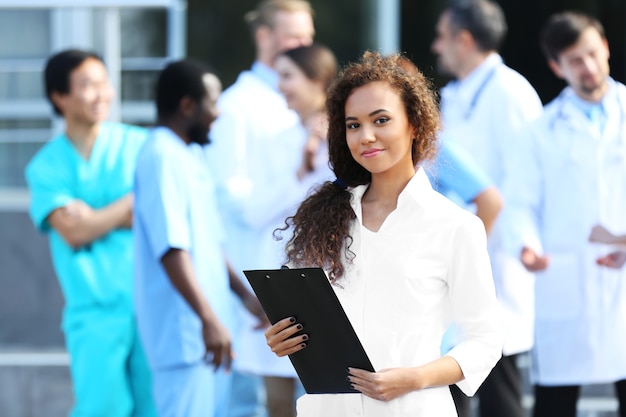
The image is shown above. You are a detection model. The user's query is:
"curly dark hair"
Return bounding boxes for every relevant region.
[282,51,440,281]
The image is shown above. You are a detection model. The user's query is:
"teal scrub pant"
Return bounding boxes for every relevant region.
[63,305,157,417]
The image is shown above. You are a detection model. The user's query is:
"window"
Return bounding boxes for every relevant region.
[0,9,52,191]
[0,2,184,200]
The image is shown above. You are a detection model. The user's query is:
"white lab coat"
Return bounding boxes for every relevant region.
[207,66,306,377]
[503,78,626,385]
[440,53,543,355]
[296,170,502,417]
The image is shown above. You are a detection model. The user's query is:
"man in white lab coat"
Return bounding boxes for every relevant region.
[504,11,626,417]
[431,1,542,416]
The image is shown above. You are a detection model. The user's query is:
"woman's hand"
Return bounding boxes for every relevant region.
[264,317,308,357]
[348,367,421,402]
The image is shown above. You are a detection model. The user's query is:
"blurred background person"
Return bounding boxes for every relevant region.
[275,43,337,186]
[24,49,156,417]
[397,56,504,237]
[205,1,315,416]
[431,1,543,415]
[134,59,266,417]
[504,11,626,417]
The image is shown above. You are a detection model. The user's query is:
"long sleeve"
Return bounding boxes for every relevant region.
[445,215,503,395]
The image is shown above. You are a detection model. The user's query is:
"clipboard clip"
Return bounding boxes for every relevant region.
[280,265,307,278]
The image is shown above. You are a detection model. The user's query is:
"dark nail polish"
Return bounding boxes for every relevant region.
[300,343,307,348]
[302,334,308,341]
[296,324,303,330]
[289,317,296,323]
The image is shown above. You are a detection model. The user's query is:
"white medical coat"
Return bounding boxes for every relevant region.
[440,53,543,355]
[503,79,626,385]
[207,64,322,377]
[296,170,502,417]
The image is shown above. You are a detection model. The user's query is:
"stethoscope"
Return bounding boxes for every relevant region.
[463,65,498,120]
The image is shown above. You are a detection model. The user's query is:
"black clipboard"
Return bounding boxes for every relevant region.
[243,267,375,394]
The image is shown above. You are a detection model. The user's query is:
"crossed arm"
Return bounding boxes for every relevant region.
[47,194,133,249]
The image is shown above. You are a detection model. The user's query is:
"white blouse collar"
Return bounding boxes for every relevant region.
[348,168,434,224]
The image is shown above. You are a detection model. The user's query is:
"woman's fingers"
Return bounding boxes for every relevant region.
[264,317,308,357]
[264,317,295,337]
[272,337,308,357]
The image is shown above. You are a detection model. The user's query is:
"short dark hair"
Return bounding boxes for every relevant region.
[446,0,507,52]
[540,11,605,61]
[155,59,211,120]
[44,49,104,116]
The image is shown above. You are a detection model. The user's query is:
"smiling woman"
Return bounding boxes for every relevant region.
[275,43,337,181]
[345,81,416,180]
[265,51,503,417]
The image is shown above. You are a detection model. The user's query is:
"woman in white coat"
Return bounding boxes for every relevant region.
[504,11,626,417]
[265,52,502,417]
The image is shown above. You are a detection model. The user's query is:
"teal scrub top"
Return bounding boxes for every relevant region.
[25,122,148,312]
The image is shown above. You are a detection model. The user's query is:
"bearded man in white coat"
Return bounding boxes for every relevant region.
[430,1,542,416]
[206,1,315,417]
[504,11,626,417]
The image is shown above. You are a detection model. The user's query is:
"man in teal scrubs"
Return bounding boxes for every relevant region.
[24,49,156,417]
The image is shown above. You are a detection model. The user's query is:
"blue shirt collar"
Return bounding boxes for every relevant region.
[251,61,279,91]
[567,77,616,119]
